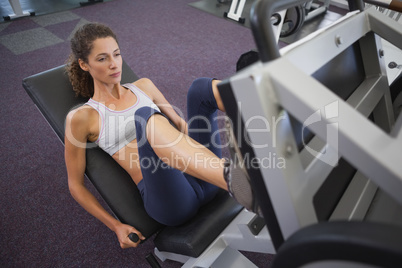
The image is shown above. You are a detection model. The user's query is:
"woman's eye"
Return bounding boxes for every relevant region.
[98,58,105,62]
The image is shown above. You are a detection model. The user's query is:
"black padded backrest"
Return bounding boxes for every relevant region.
[22,61,163,238]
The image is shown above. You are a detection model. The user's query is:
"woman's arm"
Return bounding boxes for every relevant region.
[64,108,145,248]
[135,78,188,134]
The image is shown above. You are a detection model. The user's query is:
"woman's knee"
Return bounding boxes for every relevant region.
[187,77,213,103]
[145,113,169,139]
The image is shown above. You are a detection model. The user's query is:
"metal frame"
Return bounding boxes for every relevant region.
[154,209,274,267]
[225,0,332,23]
[225,0,248,22]
[367,3,402,83]
[305,0,331,22]
[225,6,402,243]
[4,0,31,20]
[224,0,287,41]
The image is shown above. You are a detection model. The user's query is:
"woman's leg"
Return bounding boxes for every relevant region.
[147,112,227,190]
[184,78,260,215]
[211,79,226,112]
[135,107,207,226]
[185,77,225,201]
[136,79,259,224]
[187,78,222,156]
[146,78,228,190]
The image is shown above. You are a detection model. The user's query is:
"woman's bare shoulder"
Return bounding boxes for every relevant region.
[132,78,160,100]
[66,104,98,130]
[132,78,155,90]
[132,78,154,98]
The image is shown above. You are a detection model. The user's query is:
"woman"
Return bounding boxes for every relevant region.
[65,23,253,249]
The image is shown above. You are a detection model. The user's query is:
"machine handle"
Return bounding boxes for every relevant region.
[128,232,140,243]
[390,0,402,12]
[250,0,310,62]
[365,0,402,12]
[249,0,365,63]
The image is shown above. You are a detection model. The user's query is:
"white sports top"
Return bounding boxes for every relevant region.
[85,83,160,156]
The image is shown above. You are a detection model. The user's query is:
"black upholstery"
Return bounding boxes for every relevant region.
[22,62,243,257]
[271,221,402,268]
[154,189,242,257]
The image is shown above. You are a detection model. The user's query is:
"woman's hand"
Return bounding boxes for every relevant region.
[114,223,146,249]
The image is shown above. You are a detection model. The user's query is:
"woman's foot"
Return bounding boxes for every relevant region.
[223,158,261,216]
[223,116,262,216]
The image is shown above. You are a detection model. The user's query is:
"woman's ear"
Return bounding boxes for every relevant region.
[78,59,89,71]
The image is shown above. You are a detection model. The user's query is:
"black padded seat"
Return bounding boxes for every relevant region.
[22,62,243,257]
[154,189,242,257]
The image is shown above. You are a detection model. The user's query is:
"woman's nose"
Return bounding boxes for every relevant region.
[110,58,117,68]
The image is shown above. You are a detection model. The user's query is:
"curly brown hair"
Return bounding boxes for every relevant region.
[66,23,118,98]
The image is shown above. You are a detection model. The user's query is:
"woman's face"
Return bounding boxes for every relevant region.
[80,36,122,85]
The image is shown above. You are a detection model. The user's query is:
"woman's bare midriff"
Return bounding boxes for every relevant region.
[112,138,143,185]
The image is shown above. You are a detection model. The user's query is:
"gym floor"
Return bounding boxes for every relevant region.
[2,0,348,50]
[0,0,111,21]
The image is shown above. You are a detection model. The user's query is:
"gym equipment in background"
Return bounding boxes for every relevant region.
[3,0,34,21]
[222,0,331,38]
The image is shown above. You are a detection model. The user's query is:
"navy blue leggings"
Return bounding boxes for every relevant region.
[135,78,221,226]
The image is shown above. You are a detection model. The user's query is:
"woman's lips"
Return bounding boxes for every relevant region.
[110,72,121,78]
